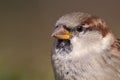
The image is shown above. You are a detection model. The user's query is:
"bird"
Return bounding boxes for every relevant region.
[51,12,120,80]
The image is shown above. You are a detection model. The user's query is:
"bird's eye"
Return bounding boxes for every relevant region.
[76,26,83,32]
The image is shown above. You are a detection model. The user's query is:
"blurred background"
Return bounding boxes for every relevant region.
[0,0,120,80]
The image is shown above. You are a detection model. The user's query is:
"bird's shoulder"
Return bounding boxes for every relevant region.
[112,38,120,51]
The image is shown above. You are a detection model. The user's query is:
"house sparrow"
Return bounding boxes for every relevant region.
[51,12,120,80]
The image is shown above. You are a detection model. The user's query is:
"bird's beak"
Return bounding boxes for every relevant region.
[51,26,71,40]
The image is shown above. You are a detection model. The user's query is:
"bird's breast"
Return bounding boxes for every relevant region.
[52,50,120,80]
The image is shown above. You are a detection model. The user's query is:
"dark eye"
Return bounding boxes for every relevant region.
[76,26,83,32]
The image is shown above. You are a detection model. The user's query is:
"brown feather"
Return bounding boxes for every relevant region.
[81,16,109,37]
[112,38,120,51]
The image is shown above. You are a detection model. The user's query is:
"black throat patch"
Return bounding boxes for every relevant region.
[56,39,72,54]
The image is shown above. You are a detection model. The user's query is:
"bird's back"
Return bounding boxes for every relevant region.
[112,38,120,49]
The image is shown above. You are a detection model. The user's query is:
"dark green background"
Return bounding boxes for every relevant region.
[0,0,120,80]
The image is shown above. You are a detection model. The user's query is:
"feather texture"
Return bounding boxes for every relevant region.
[51,12,120,80]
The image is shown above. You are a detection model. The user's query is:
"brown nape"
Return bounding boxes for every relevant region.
[112,39,120,51]
[81,16,110,37]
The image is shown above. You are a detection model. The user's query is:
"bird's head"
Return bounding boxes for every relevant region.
[51,12,115,54]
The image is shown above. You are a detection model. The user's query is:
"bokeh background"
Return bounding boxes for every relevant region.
[0,0,120,80]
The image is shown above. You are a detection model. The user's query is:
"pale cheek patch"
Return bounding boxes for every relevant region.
[70,36,93,58]
[70,32,111,58]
